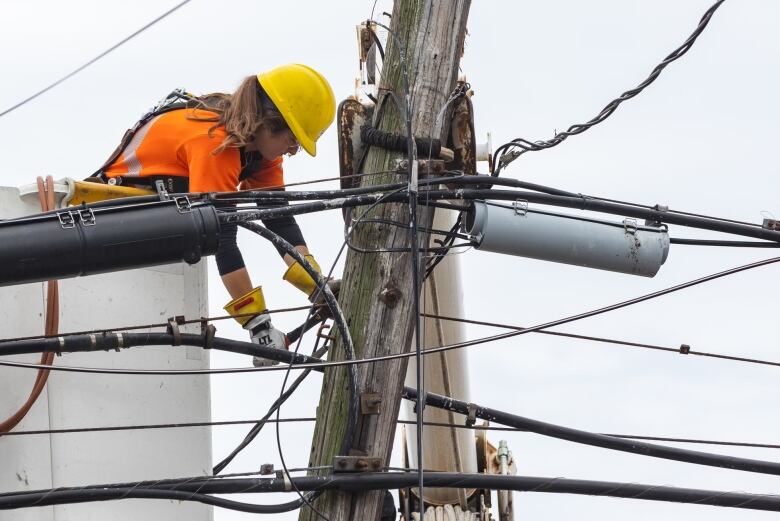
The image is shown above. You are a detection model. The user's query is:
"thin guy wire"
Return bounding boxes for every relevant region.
[2,256,776,376]
[5,417,780,451]
[420,314,780,369]
[0,0,192,118]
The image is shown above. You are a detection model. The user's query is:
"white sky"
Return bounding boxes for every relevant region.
[1,0,779,520]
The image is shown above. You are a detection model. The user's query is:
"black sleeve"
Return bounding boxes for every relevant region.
[258,191,306,255]
[215,221,246,276]
[261,213,306,257]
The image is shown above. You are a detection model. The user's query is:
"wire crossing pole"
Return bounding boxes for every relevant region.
[299,2,471,520]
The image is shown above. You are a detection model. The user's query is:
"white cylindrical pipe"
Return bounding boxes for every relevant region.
[465,201,670,277]
[475,132,492,162]
[0,183,212,521]
[404,207,478,507]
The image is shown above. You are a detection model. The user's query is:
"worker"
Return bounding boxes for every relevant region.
[91,64,337,366]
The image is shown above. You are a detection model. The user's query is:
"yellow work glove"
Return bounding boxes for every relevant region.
[223,286,268,326]
[282,254,322,297]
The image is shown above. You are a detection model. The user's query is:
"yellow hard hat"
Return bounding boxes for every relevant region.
[257,64,336,157]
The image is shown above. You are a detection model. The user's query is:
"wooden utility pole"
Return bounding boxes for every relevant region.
[299,1,471,520]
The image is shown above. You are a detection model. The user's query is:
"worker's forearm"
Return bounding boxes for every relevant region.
[283,245,310,267]
[221,267,253,300]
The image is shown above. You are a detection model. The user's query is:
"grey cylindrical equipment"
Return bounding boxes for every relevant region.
[0,200,220,287]
[465,201,670,277]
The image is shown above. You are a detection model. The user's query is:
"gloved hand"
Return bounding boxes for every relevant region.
[283,255,341,319]
[244,312,288,367]
[309,278,341,321]
[223,286,288,367]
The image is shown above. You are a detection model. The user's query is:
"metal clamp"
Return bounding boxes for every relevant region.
[623,218,638,235]
[512,200,528,216]
[360,392,382,415]
[174,196,192,213]
[763,219,779,231]
[114,332,124,352]
[167,315,186,345]
[645,204,668,227]
[57,211,75,229]
[78,207,96,226]
[260,463,274,475]
[333,456,383,473]
[679,344,691,355]
[155,180,169,200]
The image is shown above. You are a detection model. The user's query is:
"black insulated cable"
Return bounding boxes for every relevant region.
[238,221,360,460]
[491,0,727,174]
[403,388,780,477]
[4,473,780,513]
[224,188,780,243]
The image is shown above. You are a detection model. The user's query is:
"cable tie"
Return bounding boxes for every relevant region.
[275,469,292,491]
[679,344,691,355]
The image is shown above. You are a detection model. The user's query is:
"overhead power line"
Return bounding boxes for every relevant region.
[5,416,780,451]
[3,472,780,513]
[422,313,780,369]
[0,0,192,118]
[405,388,780,477]
[2,256,778,376]
[492,0,727,174]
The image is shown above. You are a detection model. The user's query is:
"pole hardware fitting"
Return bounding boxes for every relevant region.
[379,285,402,309]
[332,456,383,473]
[465,403,478,427]
[763,219,780,231]
[166,315,186,346]
[512,200,528,216]
[259,463,274,475]
[360,392,382,415]
[175,196,192,213]
[645,204,668,227]
[316,322,336,342]
[679,344,691,355]
[623,218,638,235]
[395,158,446,176]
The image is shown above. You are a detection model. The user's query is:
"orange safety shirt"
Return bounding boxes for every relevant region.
[104,108,284,192]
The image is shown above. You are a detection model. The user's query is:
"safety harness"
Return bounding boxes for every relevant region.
[87,89,261,194]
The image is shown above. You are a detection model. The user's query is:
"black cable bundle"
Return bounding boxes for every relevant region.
[360,124,441,158]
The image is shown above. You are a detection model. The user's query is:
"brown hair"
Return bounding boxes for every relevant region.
[188,75,289,154]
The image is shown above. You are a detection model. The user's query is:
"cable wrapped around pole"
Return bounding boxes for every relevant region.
[360,124,441,158]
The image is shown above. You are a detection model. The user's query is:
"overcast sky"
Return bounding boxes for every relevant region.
[1,0,779,520]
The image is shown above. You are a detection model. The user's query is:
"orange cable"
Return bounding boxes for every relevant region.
[0,176,59,432]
